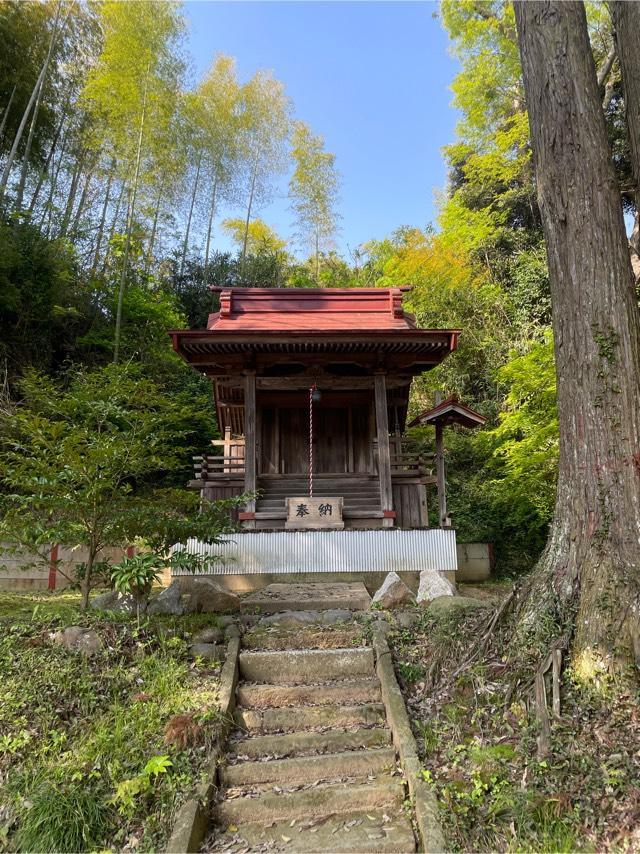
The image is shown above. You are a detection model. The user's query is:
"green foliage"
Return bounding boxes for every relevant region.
[0,218,86,376]
[14,778,113,854]
[1,591,221,852]
[289,120,341,277]
[112,754,173,818]
[486,337,558,543]
[388,591,639,853]
[110,553,163,597]
[0,363,218,605]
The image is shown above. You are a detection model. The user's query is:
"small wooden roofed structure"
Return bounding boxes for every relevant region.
[170,286,460,531]
[409,395,486,528]
[409,395,486,430]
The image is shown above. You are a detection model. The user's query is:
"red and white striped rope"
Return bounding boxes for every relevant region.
[309,384,315,497]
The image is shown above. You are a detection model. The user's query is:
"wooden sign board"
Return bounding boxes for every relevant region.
[285,497,345,530]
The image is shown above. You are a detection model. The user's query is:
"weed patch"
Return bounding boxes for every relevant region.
[389,586,640,852]
[0,591,223,852]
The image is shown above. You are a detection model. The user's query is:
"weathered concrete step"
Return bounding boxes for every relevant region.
[228,726,391,759]
[210,810,416,853]
[215,779,404,825]
[234,702,386,733]
[237,677,381,709]
[220,746,397,787]
[239,647,375,684]
[242,582,372,614]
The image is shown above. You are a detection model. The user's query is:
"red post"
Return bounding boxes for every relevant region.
[48,544,59,590]
[126,545,135,558]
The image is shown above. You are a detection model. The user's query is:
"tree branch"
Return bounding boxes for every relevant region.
[597,42,617,89]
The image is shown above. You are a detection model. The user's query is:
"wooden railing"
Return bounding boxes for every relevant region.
[389,450,435,474]
[194,454,245,479]
[373,438,434,476]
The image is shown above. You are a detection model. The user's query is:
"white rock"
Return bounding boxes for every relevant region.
[416,571,456,605]
[371,572,415,610]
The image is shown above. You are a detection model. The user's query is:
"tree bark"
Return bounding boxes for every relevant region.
[514,0,640,671]
[609,2,640,253]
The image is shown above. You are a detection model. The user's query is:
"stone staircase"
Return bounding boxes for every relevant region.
[205,635,416,852]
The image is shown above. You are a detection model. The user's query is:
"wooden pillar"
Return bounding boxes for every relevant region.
[243,370,256,528]
[374,372,394,528]
[48,544,59,590]
[435,421,448,527]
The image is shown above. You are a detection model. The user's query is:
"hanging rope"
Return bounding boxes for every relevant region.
[309,383,315,497]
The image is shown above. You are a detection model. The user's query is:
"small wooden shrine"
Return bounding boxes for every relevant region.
[171,286,460,531]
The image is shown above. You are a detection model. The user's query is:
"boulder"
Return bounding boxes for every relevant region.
[193,626,223,644]
[179,577,241,613]
[371,572,416,610]
[320,609,353,624]
[52,626,102,656]
[393,610,418,630]
[416,571,456,605]
[189,642,225,661]
[90,590,146,614]
[148,581,184,616]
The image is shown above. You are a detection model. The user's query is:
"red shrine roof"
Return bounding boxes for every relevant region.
[170,286,460,369]
[206,286,419,332]
[409,395,486,429]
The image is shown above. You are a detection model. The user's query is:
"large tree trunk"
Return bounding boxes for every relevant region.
[609,2,640,281]
[514,0,640,671]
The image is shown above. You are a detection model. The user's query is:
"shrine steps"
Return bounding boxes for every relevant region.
[255,475,382,525]
[203,634,416,853]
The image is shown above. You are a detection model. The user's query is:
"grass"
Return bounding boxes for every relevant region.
[0,590,224,853]
[389,583,640,853]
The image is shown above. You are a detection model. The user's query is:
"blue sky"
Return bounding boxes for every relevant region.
[184,1,459,258]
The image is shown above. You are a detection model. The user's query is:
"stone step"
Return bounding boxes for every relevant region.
[228,726,391,759]
[215,778,404,825]
[234,702,386,733]
[221,746,397,787]
[242,582,372,614]
[239,647,375,684]
[237,677,381,709]
[210,809,416,853]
